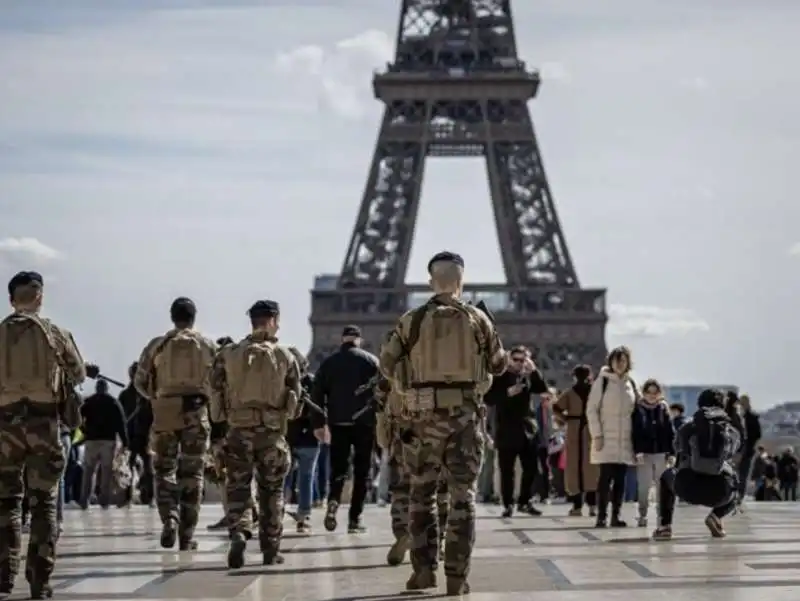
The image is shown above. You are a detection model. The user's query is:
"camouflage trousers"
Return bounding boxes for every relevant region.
[225,426,290,552]
[151,410,209,541]
[0,414,64,587]
[388,430,448,543]
[404,407,484,580]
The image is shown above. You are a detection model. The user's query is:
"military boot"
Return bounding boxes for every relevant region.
[261,549,285,566]
[386,534,410,566]
[446,576,470,596]
[26,566,52,600]
[227,532,247,570]
[179,536,198,551]
[160,520,178,549]
[405,568,438,591]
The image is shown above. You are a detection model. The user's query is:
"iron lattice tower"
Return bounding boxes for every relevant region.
[309,0,608,387]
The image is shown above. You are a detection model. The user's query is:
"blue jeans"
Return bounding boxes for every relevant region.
[315,443,330,502]
[57,432,71,523]
[286,446,320,517]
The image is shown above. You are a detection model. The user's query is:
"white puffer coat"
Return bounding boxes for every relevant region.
[586,366,637,465]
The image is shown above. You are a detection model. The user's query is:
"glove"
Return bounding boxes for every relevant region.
[85,363,100,379]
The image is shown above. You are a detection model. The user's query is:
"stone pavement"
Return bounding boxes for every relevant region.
[14,501,800,600]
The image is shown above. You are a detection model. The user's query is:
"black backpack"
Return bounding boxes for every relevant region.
[689,408,730,475]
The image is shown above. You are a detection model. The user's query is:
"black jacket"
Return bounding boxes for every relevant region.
[484,369,548,449]
[743,410,762,452]
[80,393,129,447]
[288,373,326,448]
[777,453,799,483]
[312,343,379,426]
[631,400,674,455]
[118,384,153,445]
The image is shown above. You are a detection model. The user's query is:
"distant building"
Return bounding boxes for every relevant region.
[663,384,739,415]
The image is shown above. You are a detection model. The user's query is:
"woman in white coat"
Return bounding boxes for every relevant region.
[586,346,638,527]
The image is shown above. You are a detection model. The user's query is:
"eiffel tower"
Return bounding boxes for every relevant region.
[309,0,607,387]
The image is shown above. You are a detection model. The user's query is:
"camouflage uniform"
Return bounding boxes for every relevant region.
[0,280,87,599]
[134,328,216,551]
[380,391,449,567]
[210,323,301,569]
[380,289,506,595]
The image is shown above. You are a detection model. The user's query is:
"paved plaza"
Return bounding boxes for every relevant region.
[15,501,800,600]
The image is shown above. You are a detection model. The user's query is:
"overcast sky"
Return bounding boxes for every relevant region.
[0,0,795,407]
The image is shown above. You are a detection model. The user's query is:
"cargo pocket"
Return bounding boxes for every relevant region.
[445,418,484,487]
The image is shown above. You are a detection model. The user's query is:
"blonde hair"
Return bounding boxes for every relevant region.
[429,261,463,289]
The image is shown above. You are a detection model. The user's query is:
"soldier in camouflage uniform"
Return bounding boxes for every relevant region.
[210,300,301,569]
[377,383,449,567]
[134,297,216,551]
[0,271,90,600]
[380,252,507,596]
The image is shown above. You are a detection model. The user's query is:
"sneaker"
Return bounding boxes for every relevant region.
[651,525,672,541]
[595,517,607,528]
[567,508,582,517]
[348,519,367,533]
[296,519,311,535]
[179,538,198,551]
[324,502,338,532]
[610,517,628,528]
[501,506,513,518]
[704,513,726,538]
[637,516,648,528]
[523,504,543,516]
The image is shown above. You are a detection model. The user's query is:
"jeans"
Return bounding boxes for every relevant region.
[285,446,320,518]
[57,432,71,522]
[636,454,668,518]
[315,443,330,502]
[781,482,797,501]
[478,446,496,501]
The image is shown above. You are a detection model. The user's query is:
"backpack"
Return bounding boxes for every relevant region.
[404,299,485,386]
[225,340,294,412]
[153,330,210,397]
[0,313,60,405]
[688,407,731,475]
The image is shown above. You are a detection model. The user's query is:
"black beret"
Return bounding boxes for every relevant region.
[216,336,234,346]
[342,324,361,337]
[169,297,196,316]
[427,251,465,274]
[248,300,280,318]
[8,271,43,295]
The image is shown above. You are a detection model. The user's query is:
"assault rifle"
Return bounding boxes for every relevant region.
[472,299,496,324]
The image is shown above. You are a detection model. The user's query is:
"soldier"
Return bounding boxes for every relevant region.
[210,300,301,569]
[380,252,508,595]
[0,271,91,600]
[377,380,449,567]
[134,297,216,551]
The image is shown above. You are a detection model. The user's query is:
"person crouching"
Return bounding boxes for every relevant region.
[652,388,741,541]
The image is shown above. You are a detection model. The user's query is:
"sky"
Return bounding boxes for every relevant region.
[0,0,796,407]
